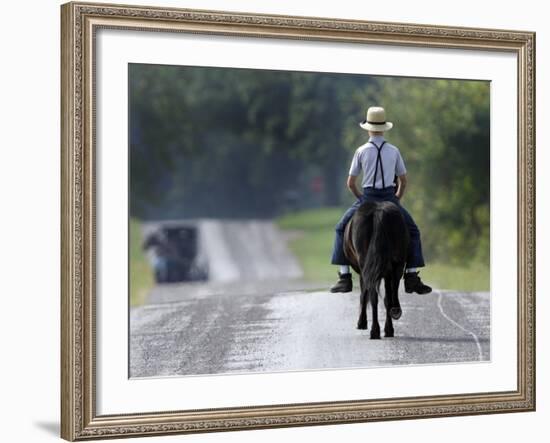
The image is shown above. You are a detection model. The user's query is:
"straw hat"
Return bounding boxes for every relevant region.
[359,106,393,132]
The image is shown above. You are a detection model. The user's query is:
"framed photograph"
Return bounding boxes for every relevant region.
[61,1,536,440]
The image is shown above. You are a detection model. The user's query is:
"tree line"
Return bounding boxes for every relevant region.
[129,64,490,265]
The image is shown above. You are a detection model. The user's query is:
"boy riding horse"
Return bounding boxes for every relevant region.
[330,106,432,295]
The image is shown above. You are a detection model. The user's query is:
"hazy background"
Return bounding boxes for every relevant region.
[129,63,490,305]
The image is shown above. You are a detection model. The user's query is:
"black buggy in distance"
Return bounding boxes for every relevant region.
[143,225,208,284]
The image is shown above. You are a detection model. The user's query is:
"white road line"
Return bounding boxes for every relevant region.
[437,292,484,361]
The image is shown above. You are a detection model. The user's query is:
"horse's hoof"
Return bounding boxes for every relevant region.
[370,332,381,340]
[389,307,402,320]
[385,330,394,338]
[357,322,368,330]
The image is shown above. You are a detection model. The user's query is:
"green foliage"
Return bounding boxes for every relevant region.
[130,64,490,269]
[129,65,372,217]
[362,78,490,264]
[129,218,154,306]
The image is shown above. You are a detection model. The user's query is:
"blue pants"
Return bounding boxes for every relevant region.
[330,187,425,268]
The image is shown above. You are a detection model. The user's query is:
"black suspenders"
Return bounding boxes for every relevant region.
[370,141,386,189]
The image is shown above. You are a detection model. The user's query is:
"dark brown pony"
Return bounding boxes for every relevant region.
[343,200,409,339]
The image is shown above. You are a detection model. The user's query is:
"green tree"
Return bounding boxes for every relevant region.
[356,78,490,264]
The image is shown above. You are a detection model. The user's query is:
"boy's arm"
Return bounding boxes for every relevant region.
[347,175,362,200]
[347,148,362,200]
[395,149,407,200]
[396,174,407,200]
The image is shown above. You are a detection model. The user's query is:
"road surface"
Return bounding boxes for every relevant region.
[130,285,490,378]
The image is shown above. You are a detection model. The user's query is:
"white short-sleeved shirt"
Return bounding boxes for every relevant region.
[349,135,407,189]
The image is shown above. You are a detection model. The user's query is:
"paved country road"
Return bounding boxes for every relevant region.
[130,286,490,378]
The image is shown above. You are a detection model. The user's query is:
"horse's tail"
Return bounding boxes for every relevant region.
[363,209,391,299]
[355,202,405,301]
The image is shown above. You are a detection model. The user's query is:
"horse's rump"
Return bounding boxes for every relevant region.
[344,200,409,291]
[344,200,409,338]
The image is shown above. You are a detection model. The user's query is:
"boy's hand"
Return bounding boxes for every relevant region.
[346,175,362,200]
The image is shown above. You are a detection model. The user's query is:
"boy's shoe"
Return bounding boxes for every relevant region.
[404,272,432,294]
[330,272,353,293]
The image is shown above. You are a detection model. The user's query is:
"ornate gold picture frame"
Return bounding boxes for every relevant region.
[61,1,535,440]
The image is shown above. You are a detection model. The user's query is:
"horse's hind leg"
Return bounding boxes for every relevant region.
[384,278,394,338]
[389,266,403,320]
[357,285,368,330]
[370,289,381,339]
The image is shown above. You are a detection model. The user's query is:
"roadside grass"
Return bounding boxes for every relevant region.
[421,261,489,293]
[130,218,154,306]
[276,207,490,292]
[277,207,341,284]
